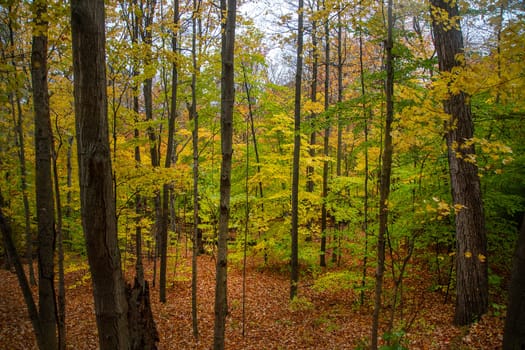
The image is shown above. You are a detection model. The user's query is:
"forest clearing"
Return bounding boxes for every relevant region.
[0,251,506,349]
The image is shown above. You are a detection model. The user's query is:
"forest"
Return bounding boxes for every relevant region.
[0,0,524,348]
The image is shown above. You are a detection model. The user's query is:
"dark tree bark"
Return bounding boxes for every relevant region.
[31,1,58,348]
[241,64,264,200]
[290,0,304,300]
[126,279,159,350]
[71,0,130,348]
[306,0,319,196]
[503,214,525,349]
[371,0,394,346]
[430,0,488,326]
[137,0,162,296]
[159,0,179,304]
[52,141,66,350]
[0,206,45,350]
[1,185,42,347]
[213,0,236,346]
[140,0,159,168]
[333,7,345,266]
[190,0,201,338]
[358,16,370,306]
[125,0,145,286]
[320,0,330,268]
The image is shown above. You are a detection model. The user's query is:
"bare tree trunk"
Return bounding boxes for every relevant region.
[430,0,488,326]
[320,1,330,268]
[333,6,344,265]
[306,0,319,196]
[358,10,370,306]
[159,0,179,304]
[190,0,201,338]
[371,0,394,347]
[503,214,525,349]
[65,136,74,242]
[52,137,66,350]
[130,0,145,286]
[241,64,264,200]
[290,0,304,300]
[0,206,45,349]
[31,1,58,348]
[71,0,130,347]
[213,0,236,346]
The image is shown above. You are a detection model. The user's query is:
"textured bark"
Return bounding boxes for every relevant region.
[31,1,58,348]
[290,0,304,300]
[213,0,236,347]
[127,279,159,350]
[320,2,330,268]
[430,0,488,326]
[371,0,394,346]
[71,1,130,348]
[503,214,525,349]
[190,0,201,338]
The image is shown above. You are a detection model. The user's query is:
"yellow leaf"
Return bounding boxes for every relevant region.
[478,254,486,263]
[464,251,472,258]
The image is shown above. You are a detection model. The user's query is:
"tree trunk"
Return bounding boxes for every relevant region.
[371,0,394,347]
[31,1,58,348]
[241,64,264,200]
[213,0,236,346]
[52,143,67,350]
[0,207,45,350]
[126,279,159,350]
[320,1,330,268]
[306,1,319,196]
[503,214,525,349]
[290,0,304,300]
[71,0,130,347]
[131,0,145,287]
[190,0,201,338]
[430,0,488,326]
[159,0,179,304]
[358,10,370,306]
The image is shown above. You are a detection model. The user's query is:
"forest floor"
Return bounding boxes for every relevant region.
[0,250,506,349]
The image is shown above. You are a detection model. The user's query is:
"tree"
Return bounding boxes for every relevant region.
[371,0,394,346]
[0,205,45,349]
[71,0,130,347]
[190,0,201,338]
[430,0,488,326]
[503,214,525,349]
[290,0,304,300]
[213,0,236,346]
[31,0,58,348]
[319,0,330,268]
[160,0,180,304]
